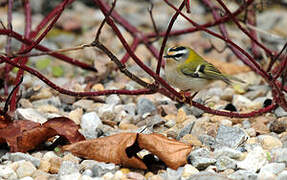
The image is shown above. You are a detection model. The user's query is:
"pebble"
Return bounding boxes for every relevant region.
[258,163,285,178]
[188,148,216,170]
[97,104,116,121]
[79,112,103,139]
[257,135,282,150]
[82,169,93,177]
[271,148,287,165]
[215,125,248,149]
[62,153,81,164]
[38,160,50,173]
[278,170,287,180]
[16,161,37,178]
[186,172,229,180]
[49,157,62,174]
[58,161,79,176]
[213,147,242,159]
[105,95,121,105]
[91,162,118,177]
[59,172,81,180]
[221,88,234,101]
[126,172,145,180]
[73,99,97,112]
[198,134,216,148]
[136,98,156,117]
[176,121,194,140]
[181,164,199,178]
[16,108,47,124]
[232,95,253,109]
[5,152,40,168]
[0,165,17,179]
[215,156,237,171]
[275,107,287,117]
[30,88,52,100]
[181,134,202,146]
[237,146,267,173]
[270,117,287,133]
[68,108,83,125]
[32,97,61,108]
[228,170,258,180]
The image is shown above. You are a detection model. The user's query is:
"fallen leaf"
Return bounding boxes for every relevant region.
[64,133,192,170]
[138,133,192,169]
[0,117,84,152]
[63,133,147,169]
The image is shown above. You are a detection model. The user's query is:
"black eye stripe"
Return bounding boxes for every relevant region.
[171,53,184,58]
[169,46,186,52]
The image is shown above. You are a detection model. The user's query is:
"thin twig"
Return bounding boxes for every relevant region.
[95,0,117,41]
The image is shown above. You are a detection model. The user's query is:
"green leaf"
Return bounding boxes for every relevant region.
[12,67,19,73]
[36,58,51,70]
[52,66,64,77]
[54,147,61,153]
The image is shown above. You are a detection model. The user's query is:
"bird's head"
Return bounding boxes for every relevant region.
[164,46,190,63]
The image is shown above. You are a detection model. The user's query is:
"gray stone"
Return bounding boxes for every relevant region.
[275,107,287,117]
[97,104,115,121]
[0,165,17,179]
[186,172,229,180]
[79,112,102,139]
[188,148,216,170]
[271,148,287,165]
[176,121,195,140]
[259,163,285,175]
[5,152,40,168]
[59,172,81,180]
[228,170,257,180]
[198,135,216,148]
[105,95,121,105]
[215,125,248,149]
[15,108,47,124]
[187,99,204,118]
[32,96,61,108]
[215,156,237,171]
[278,170,287,180]
[80,160,99,170]
[242,120,251,129]
[82,169,93,177]
[213,147,242,159]
[91,162,118,177]
[136,98,156,117]
[237,146,267,173]
[58,161,79,176]
[162,167,183,180]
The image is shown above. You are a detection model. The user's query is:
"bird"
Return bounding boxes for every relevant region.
[164,46,244,100]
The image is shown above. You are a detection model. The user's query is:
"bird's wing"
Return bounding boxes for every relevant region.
[180,62,231,84]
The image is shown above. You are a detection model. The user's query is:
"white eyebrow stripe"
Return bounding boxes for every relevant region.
[172,49,188,54]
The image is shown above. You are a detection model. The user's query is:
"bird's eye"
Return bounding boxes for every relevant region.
[172,53,184,60]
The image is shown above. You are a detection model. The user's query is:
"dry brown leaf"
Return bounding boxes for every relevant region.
[138,133,192,169]
[0,117,84,152]
[64,133,192,170]
[206,58,251,75]
[63,133,147,169]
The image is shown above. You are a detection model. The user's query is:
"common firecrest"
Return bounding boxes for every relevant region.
[164,46,244,92]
